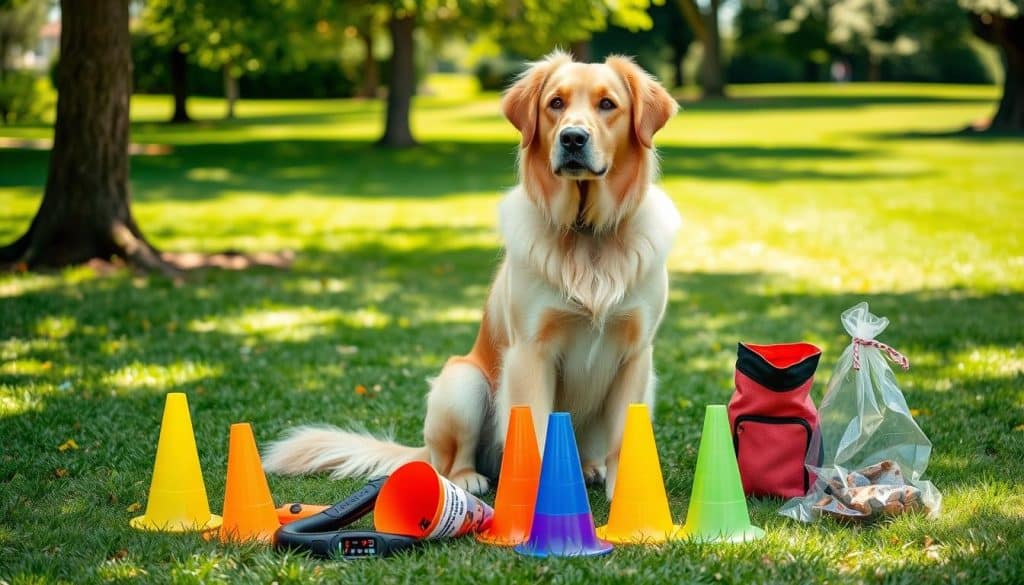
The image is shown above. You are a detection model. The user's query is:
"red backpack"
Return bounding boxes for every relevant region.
[728,342,821,498]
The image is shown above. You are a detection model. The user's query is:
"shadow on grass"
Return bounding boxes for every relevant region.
[860,127,1024,142]
[1,139,925,202]
[679,91,996,113]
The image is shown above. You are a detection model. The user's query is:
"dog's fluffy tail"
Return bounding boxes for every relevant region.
[262,425,429,479]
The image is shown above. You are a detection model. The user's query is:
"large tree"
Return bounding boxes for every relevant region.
[962,0,1024,132]
[0,0,176,275]
[141,0,194,123]
[675,0,725,97]
[379,7,417,147]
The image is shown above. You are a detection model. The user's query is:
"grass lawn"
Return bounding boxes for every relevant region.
[1,78,1023,583]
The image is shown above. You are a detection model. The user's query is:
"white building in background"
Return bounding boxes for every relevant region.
[9,18,59,72]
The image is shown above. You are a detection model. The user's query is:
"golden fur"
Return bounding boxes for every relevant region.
[263,51,681,498]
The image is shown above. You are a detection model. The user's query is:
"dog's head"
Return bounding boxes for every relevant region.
[502,51,677,233]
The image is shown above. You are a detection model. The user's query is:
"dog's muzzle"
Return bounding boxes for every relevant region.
[554,127,606,177]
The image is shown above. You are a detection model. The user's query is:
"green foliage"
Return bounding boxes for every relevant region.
[473,57,521,91]
[958,0,1023,16]
[0,0,46,79]
[590,1,693,80]
[728,52,804,82]
[888,44,994,84]
[132,30,360,99]
[140,0,319,78]
[733,0,998,83]
[0,70,52,124]
[486,0,664,58]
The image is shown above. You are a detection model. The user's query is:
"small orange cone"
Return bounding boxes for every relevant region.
[477,405,542,546]
[596,403,681,543]
[130,393,222,532]
[219,423,280,543]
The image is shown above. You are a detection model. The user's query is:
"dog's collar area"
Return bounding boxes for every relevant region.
[571,181,595,235]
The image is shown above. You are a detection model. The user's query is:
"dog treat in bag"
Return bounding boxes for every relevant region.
[779,303,941,523]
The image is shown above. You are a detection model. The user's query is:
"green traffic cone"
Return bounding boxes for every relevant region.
[678,405,764,543]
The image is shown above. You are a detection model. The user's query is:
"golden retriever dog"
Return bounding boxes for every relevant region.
[263,51,680,499]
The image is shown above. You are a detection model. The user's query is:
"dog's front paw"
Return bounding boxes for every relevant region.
[449,470,490,495]
[582,462,607,486]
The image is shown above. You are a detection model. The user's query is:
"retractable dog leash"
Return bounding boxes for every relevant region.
[273,477,420,559]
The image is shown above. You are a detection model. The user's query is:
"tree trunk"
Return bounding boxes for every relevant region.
[378,12,416,148]
[868,55,882,82]
[169,43,191,123]
[0,0,176,275]
[570,39,591,62]
[993,48,1024,131]
[699,0,724,98]
[675,0,725,98]
[803,59,819,82]
[223,63,239,120]
[358,23,379,98]
[967,11,1024,132]
[671,43,686,89]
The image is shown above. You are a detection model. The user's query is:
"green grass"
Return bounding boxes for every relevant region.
[2,78,1023,584]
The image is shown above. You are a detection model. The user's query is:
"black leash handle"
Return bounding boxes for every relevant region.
[273,477,418,559]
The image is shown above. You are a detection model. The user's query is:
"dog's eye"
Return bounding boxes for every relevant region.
[549,97,564,110]
[599,98,616,111]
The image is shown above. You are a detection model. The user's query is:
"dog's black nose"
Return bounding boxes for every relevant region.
[559,127,589,151]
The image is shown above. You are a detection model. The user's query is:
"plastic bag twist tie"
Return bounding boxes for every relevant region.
[852,338,910,371]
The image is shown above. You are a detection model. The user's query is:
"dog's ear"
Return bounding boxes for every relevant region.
[502,51,572,148]
[605,56,678,148]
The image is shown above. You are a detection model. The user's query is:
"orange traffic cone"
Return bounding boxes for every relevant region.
[477,405,542,546]
[219,423,280,543]
[130,393,222,532]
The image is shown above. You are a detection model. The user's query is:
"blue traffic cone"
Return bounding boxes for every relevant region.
[514,413,613,558]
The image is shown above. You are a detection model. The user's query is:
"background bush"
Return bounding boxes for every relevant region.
[0,72,55,124]
[130,33,359,99]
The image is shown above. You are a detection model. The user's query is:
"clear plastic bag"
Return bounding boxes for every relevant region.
[780,302,941,522]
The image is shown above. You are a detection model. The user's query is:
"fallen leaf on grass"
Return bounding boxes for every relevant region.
[354,384,367,396]
[1013,424,1024,432]
[126,502,142,513]
[923,535,946,563]
[54,468,69,478]
[58,439,79,452]
[108,549,129,561]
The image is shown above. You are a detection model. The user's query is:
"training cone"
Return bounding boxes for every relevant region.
[678,405,764,543]
[130,393,222,532]
[375,461,494,539]
[477,405,542,546]
[218,423,280,543]
[596,404,681,544]
[514,413,613,558]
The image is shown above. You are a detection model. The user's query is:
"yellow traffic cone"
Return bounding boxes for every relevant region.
[596,404,681,543]
[130,393,222,532]
[219,423,280,543]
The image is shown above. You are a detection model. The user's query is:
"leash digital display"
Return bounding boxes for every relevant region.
[273,476,420,560]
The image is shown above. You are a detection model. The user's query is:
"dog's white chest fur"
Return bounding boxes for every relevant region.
[489,186,680,423]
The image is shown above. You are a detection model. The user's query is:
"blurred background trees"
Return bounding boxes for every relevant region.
[0,0,1019,272]
[1,0,1014,131]
[0,0,1016,143]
